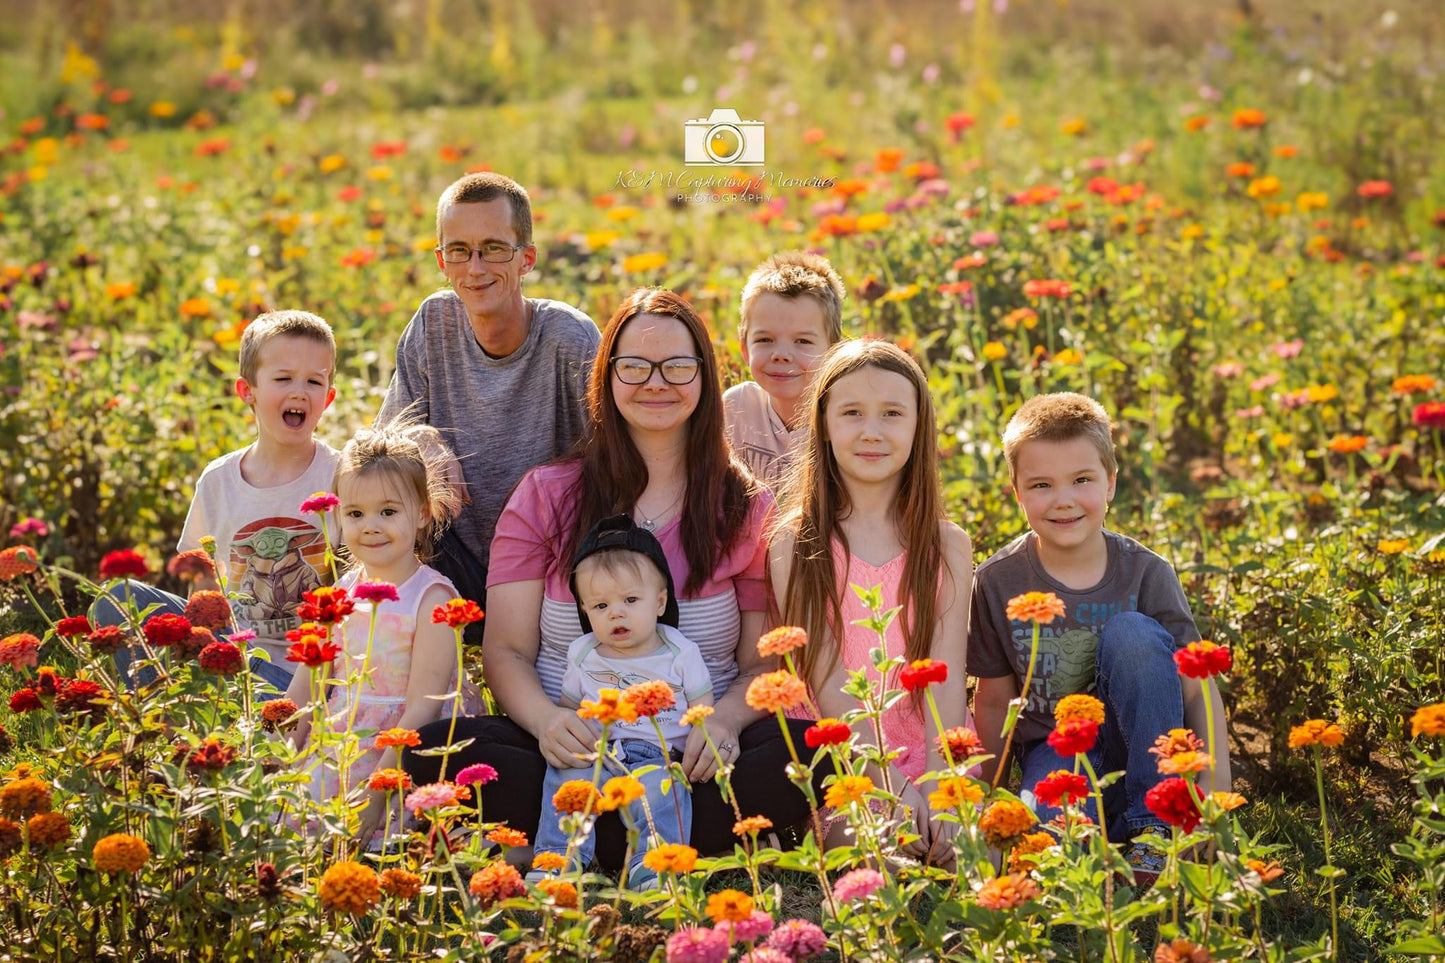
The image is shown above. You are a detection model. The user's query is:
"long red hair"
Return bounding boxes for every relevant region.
[563,288,754,596]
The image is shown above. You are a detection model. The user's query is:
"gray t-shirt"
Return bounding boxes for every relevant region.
[377,292,600,564]
[967,530,1200,744]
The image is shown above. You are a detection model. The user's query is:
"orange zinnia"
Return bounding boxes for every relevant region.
[1288,719,1345,749]
[1326,435,1368,454]
[578,688,639,725]
[622,679,675,718]
[1005,592,1067,625]
[757,625,808,658]
[745,671,808,713]
[1054,694,1104,726]
[976,872,1041,910]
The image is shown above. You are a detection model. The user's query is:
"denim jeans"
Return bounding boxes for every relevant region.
[90,580,295,698]
[534,738,689,885]
[1017,611,1184,840]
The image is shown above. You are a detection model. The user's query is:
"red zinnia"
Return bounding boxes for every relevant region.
[185,738,238,772]
[85,626,127,653]
[167,549,215,581]
[143,613,192,648]
[1144,776,1206,832]
[176,627,215,661]
[54,678,104,715]
[1034,769,1090,807]
[899,658,948,691]
[286,634,341,668]
[1047,719,1099,756]
[1023,279,1072,299]
[354,581,399,604]
[805,718,852,748]
[1174,640,1232,679]
[431,598,483,627]
[55,616,91,637]
[1413,402,1445,429]
[9,688,43,712]
[298,587,354,625]
[1356,180,1393,199]
[198,641,244,675]
[99,549,148,581]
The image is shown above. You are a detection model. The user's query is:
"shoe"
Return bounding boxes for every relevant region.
[627,867,661,892]
[1123,831,1168,890]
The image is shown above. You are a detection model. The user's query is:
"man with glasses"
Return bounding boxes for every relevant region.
[378,172,600,641]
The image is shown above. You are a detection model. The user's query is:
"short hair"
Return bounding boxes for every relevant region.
[738,251,846,343]
[574,548,665,595]
[1002,392,1117,486]
[238,310,335,385]
[435,172,533,248]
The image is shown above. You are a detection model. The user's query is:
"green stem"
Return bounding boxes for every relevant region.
[1079,753,1118,963]
[1315,747,1339,961]
[994,619,1042,789]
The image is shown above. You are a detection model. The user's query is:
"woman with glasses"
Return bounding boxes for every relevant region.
[406,287,822,868]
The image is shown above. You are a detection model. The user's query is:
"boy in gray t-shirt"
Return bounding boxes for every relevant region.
[969,393,1231,883]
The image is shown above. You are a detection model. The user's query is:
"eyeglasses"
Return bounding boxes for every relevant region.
[437,242,527,264]
[611,356,703,385]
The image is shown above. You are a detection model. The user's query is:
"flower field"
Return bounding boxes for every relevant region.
[1,1,1444,959]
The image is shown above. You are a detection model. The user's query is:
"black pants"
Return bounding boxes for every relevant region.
[404,714,833,870]
[431,526,487,647]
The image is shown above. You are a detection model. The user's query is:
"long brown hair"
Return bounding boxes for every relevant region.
[776,339,947,694]
[564,288,753,596]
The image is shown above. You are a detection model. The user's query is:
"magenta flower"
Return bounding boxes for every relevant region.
[666,926,730,963]
[8,518,48,540]
[354,581,399,604]
[832,867,885,903]
[716,909,774,944]
[299,491,339,514]
[404,783,462,814]
[969,230,1000,248]
[456,763,498,787]
[229,629,257,644]
[766,919,827,959]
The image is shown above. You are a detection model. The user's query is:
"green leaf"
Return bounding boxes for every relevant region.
[1385,936,1445,955]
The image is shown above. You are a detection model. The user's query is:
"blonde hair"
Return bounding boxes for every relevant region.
[739,251,846,343]
[1001,393,1117,487]
[435,172,533,247]
[774,339,946,702]
[333,423,460,564]
[238,310,335,385]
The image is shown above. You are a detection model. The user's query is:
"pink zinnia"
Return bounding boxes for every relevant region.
[739,951,791,963]
[766,919,827,959]
[456,763,498,787]
[1270,339,1304,359]
[969,230,999,248]
[716,909,774,944]
[8,518,48,539]
[1250,372,1281,392]
[403,782,461,814]
[299,492,339,514]
[229,629,257,644]
[666,927,729,963]
[354,581,399,604]
[832,867,885,903]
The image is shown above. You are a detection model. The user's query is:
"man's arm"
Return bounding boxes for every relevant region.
[377,309,429,426]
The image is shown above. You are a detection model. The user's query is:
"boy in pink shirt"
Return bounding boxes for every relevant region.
[723,251,846,489]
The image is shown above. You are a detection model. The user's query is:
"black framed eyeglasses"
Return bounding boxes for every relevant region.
[611,356,703,385]
[437,242,527,264]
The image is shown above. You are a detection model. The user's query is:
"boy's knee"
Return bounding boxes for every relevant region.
[1097,612,1174,669]
[89,581,141,627]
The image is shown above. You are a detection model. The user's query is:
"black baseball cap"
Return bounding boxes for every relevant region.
[569,514,680,634]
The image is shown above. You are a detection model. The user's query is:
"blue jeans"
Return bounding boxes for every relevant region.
[1017,611,1184,840]
[90,580,295,698]
[534,738,690,885]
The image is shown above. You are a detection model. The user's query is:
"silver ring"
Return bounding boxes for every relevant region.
[719,741,736,753]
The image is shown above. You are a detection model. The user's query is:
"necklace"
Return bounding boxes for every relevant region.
[635,488,684,532]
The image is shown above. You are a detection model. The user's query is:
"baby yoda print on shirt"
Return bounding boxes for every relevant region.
[228,517,328,639]
[968,530,1201,744]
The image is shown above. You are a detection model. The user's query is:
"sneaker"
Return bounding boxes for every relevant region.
[627,867,661,892]
[1123,832,1168,890]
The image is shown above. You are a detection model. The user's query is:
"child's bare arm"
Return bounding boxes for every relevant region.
[974,675,1020,787]
[1182,675,1232,792]
[284,663,315,749]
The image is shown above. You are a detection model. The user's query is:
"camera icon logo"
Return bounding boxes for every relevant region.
[683,108,765,166]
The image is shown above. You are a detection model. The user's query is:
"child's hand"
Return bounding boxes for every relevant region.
[355,789,387,845]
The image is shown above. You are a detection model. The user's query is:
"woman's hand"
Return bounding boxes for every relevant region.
[682,717,738,783]
[924,810,960,870]
[538,705,601,769]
